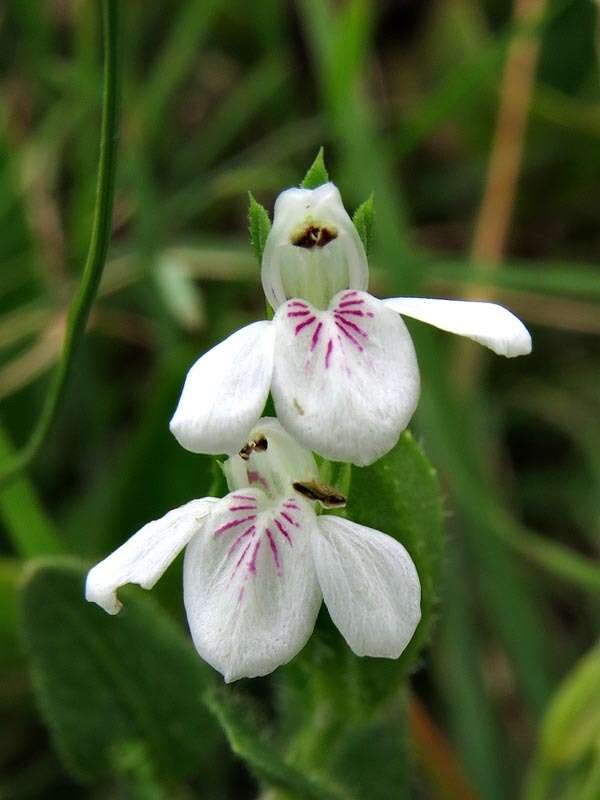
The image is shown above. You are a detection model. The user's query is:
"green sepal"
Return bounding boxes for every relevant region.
[352,193,374,256]
[248,192,271,264]
[301,147,330,189]
[20,559,220,783]
[205,686,348,800]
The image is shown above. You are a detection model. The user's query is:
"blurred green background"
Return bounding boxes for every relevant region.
[1,1,599,798]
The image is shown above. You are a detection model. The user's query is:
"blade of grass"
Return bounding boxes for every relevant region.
[0,0,121,488]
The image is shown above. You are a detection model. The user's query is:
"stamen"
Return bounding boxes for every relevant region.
[292,481,347,508]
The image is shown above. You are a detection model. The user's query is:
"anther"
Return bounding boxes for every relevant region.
[292,480,347,507]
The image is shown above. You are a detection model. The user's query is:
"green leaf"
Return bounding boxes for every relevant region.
[20,559,220,783]
[352,193,374,255]
[301,147,329,189]
[205,686,348,800]
[346,430,444,680]
[248,191,272,263]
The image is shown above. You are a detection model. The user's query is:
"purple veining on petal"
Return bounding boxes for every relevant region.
[366,311,374,318]
[214,514,256,536]
[335,320,364,351]
[310,321,323,351]
[288,300,309,308]
[295,315,316,335]
[284,500,299,510]
[342,290,359,299]
[325,338,334,368]
[281,510,300,527]
[288,310,311,317]
[274,517,293,546]
[248,470,269,492]
[333,313,368,338]
[339,298,364,308]
[337,308,365,317]
[233,539,254,574]
[227,525,256,555]
[231,494,256,501]
[229,504,257,511]
[265,528,281,573]
[248,539,262,573]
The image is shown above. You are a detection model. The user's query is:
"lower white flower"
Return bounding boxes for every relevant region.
[86,418,421,682]
[170,183,531,466]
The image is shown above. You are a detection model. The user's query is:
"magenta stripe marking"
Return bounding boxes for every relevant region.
[335,321,364,351]
[288,300,308,308]
[274,517,293,545]
[232,494,255,501]
[229,504,256,511]
[248,539,262,573]
[233,539,254,574]
[310,321,323,351]
[227,525,256,555]
[295,315,316,335]
[281,511,299,527]
[342,290,359,299]
[284,501,299,509]
[214,514,256,536]
[339,299,364,307]
[337,308,365,317]
[265,529,281,573]
[334,313,368,337]
[288,310,310,317]
[325,338,334,368]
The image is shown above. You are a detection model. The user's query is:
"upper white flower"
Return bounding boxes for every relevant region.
[170,183,531,466]
[86,418,421,683]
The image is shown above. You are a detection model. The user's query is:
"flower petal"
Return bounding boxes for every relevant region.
[86,498,218,614]
[261,183,369,310]
[184,490,321,682]
[271,291,420,466]
[383,297,531,357]
[170,321,275,455]
[313,515,421,659]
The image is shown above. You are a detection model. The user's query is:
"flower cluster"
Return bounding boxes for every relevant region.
[87,178,531,681]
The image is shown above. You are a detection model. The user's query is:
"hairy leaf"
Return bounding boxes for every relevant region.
[352,194,374,256]
[205,686,348,800]
[20,559,220,783]
[248,192,271,264]
[301,147,329,189]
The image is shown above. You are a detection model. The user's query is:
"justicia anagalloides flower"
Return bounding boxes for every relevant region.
[170,183,532,466]
[86,418,421,682]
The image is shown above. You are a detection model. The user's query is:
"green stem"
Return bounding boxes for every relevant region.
[0,0,121,489]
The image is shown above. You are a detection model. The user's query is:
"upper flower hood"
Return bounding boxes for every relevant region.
[261,182,369,310]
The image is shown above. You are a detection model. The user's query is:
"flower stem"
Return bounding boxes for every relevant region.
[0,0,121,489]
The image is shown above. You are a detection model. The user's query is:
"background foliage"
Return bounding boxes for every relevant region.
[0,1,599,798]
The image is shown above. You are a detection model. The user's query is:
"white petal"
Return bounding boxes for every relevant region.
[313,515,421,659]
[86,498,218,614]
[383,297,531,357]
[170,321,275,455]
[271,291,420,466]
[184,490,321,682]
[261,183,368,310]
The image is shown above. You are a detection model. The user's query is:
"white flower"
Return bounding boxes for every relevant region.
[170,183,531,466]
[86,418,421,683]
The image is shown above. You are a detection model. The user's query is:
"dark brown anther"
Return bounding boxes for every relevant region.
[293,480,347,507]
[239,435,268,460]
[291,224,337,249]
